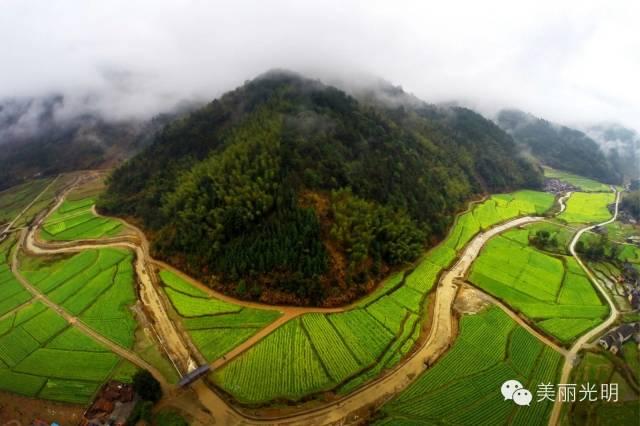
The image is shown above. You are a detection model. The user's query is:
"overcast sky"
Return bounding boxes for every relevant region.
[1,0,638,129]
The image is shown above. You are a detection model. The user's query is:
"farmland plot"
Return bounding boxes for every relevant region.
[559,192,615,224]
[469,226,608,343]
[376,307,562,426]
[0,302,124,404]
[212,319,330,404]
[40,197,124,241]
[159,269,281,362]
[444,191,555,252]
[0,237,32,316]
[0,178,52,226]
[21,248,137,348]
[212,296,420,403]
[564,347,639,425]
[210,191,556,403]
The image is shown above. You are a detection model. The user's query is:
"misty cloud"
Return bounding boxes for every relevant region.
[1,0,638,129]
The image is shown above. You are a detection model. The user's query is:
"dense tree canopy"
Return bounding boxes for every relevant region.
[497,109,621,184]
[99,71,542,306]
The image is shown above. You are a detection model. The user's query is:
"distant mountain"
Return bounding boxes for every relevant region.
[0,95,194,191]
[496,109,622,184]
[584,123,640,181]
[100,70,542,307]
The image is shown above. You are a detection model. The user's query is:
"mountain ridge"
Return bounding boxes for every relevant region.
[99,70,542,306]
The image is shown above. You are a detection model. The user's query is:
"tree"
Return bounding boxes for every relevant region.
[132,370,163,403]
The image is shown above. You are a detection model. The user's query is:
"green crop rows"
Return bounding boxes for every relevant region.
[559,192,615,224]
[565,345,640,425]
[212,191,556,403]
[0,237,32,316]
[40,197,124,241]
[377,307,563,425]
[212,318,330,403]
[159,269,281,362]
[0,178,52,226]
[0,301,122,404]
[469,225,608,343]
[21,248,137,348]
[445,190,555,252]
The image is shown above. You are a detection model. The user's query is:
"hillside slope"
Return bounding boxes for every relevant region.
[497,109,621,184]
[0,95,190,190]
[100,71,542,306]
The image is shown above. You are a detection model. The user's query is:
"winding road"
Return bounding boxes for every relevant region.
[547,190,621,426]
[10,176,622,426]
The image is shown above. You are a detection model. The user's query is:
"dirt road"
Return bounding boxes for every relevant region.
[25,199,198,377]
[547,190,621,426]
[10,230,171,394]
[22,179,582,425]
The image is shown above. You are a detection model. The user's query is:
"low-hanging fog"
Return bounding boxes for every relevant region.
[1,0,638,131]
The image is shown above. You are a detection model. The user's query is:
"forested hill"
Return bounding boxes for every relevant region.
[496,109,622,184]
[0,95,194,191]
[99,70,542,307]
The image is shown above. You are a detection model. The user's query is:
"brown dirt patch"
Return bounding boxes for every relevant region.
[0,391,84,426]
[453,284,492,315]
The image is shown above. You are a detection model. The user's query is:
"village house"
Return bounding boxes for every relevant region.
[598,322,640,355]
[81,381,136,426]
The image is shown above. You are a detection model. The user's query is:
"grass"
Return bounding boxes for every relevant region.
[159,269,281,362]
[543,167,611,192]
[469,226,608,343]
[559,192,615,224]
[376,307,562,425]
[40,196,124,241]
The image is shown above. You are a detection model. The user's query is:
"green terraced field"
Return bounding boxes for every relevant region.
[559,192,615,224]
[0,237,32,317]
[0,302,122,404]
[40,197,124,241]
[21,248,137,348]
[564,347,640,425]
[603,221,640,242]
[469,227,608,343]
[543,168,611,192]
[376,307,563,425]
[522,222,575,255]
[159,269,281,362]
[211,191,556,403]
[211,287,423,404]
[0,178,52,226]
[444,190,556,252]
[212,318,331,403]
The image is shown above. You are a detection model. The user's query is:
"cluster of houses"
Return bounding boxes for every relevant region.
[598,322,640,355]
[620,262,640,311]
[543,178,578,195]
[80,381,136,426]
